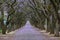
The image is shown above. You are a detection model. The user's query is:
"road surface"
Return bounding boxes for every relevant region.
[14,21,49,40]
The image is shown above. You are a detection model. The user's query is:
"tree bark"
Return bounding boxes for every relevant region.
[1,9,7,34]
[55,20,59,37]
[46,18,51,32]
[50,15,55,34]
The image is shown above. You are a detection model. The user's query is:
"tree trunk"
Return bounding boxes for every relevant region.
[50,15,55,34]
[55,20,59,37]
[1,9,7,34]
[1,24,6,34]
[46,18,51,32]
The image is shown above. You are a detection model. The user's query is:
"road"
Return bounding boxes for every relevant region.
[14,21,49,40]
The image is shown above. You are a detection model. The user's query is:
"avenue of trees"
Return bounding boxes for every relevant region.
[0,0,60,37]
[29,0,60,37]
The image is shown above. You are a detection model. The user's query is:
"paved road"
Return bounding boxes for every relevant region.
[14,21,49,40]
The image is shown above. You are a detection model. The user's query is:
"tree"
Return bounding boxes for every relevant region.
[49,0,60,37]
